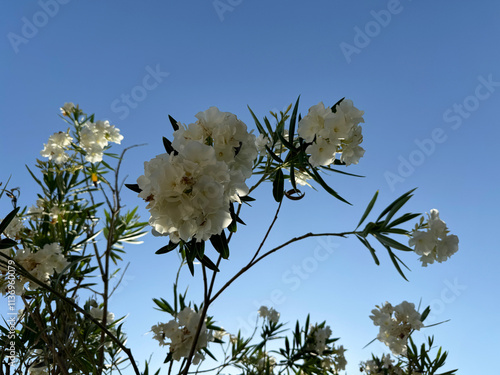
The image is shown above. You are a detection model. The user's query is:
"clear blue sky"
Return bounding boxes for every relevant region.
[1,1,499,374]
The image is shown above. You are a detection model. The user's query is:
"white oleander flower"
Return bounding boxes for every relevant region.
[152,307,211,365]
[139,107,259,243]
[28,199,45,220]
[409,209,459,267]
[311,324,332,354]
[60,102,75,116]
[172,107,258,201]
[258,306,280,324]
[40,131,73,164]
[370,301,422,356]
[79,120,123,163]
[298,100,365,167]
[13,243,68,293]
[255,133,270,153]
[89,307,115,323]
[2,215,24,239]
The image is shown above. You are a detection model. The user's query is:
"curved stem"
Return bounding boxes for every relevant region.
[210,231,356,304]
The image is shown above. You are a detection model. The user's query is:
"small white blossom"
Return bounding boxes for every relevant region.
[258,306,280,324]
[89,307,115,323]
[60,102,75,116]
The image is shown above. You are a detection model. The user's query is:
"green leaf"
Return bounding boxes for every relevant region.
[247,106,268,137]
[421,306,431,322]
[168,115,179,131]
[319,165,364,178]
[265,145,284,163]
[153,298,175,314]
[356,190,378,229]
[356,235,379,265]
[210,231,230,259]
[387,212,421,228]
[288,96,300,143]
[162,136,175,154]
[0,238,17,250]
[273,169,285,202]
[0,207,20,235]
[331,97,345,112]
[156,241,179,254]
[308,165,351,205]
[125,184,142,193]
[196,254,220,272]
[240,195,255,202]
[374,233,413,252]
[376,188,416,222]
[384,245,409,281]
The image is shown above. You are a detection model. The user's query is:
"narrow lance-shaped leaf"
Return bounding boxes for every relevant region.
[210,231,230,259]
[374,233,414,252]
[0,207,20,235]
[196,254,219,272]
[247,106,268,137]
[162,136,175,155]
[265,145,284,163]
[356,235,380,265]
[356,190,378,229]
[307,164,351,205]
[288,96,300,144]
[383,244,409,281]
[168,115,179,131]
[273,169,285,202]
[156,241,179,255]
[125,184,142,194]
[376,188,417,222]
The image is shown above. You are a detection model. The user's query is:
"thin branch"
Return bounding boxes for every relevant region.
[210,231,354,304]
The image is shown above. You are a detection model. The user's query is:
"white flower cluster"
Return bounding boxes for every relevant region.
[138,107,258,243]
[2,243,69,294]
[2,215,25,239]
[310,324,332,354]
[40,131,73,164]
[305,324,347,371]
[360,354,402,375]
[79,120,123,163]
[89,306,115,323]
[41,103,123,164]
[258,305,280,324]
[151,307,212,365]
[370,301,423,356]
[297,100,365,167]
[409,209,459,267]
[256,352,277,371]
